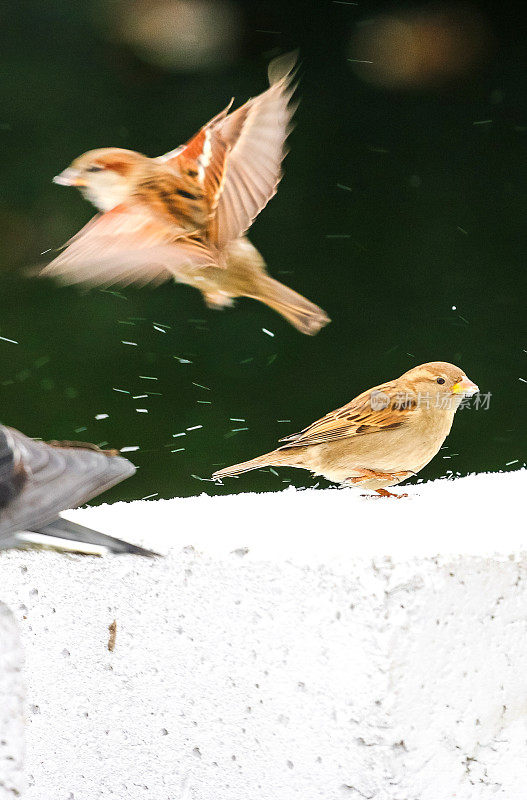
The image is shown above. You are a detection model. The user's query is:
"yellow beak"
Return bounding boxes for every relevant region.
[452,376,479,396]
[53,168,86,187]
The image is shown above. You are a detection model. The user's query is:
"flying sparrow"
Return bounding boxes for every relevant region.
[0,425,154,554]
[41,52,329,335]
[212,361,479,496]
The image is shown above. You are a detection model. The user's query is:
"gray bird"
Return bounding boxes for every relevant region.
[0,425,154,555]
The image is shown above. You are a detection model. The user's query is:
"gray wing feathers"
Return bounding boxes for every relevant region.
[32,518,157,557]
[0,427,135,541]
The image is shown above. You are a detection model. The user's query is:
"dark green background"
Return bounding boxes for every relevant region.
[1,0,526,502]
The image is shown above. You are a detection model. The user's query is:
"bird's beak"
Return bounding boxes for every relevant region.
[53,168,86,187]
[452,376,479,396]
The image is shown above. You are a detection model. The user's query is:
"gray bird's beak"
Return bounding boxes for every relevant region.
[53,168,86,187]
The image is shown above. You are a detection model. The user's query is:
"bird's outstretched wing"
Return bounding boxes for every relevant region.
[277,382,417,448]
[41,204,215,288]
[158,51,298,247]
[0,427,135,542]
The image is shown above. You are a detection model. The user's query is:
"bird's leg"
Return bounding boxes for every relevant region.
[348,468,414,484]
[204,291,235,310]
[347,468,414,499]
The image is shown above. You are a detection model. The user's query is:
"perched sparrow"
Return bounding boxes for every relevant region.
[0,425,154,554]
[212,361,479,496]
[41,53,329,336]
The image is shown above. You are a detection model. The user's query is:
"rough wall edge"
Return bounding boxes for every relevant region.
[0,601,24,799]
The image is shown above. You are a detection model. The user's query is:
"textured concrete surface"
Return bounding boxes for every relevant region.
[0,602,24,799]
[0,470,526,799]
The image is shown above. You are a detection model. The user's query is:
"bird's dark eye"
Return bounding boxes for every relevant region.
[436,377,445,385]
[87,165,103,173]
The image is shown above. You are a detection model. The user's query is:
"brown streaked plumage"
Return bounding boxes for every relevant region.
[212,362,479,495]
[41,53,330,336]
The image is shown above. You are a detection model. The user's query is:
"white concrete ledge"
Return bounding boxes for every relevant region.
[0,470,526,799]
[0,603,24,799]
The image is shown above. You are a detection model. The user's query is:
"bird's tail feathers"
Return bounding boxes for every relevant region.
[212,450,284,480]
[250,276,330,336]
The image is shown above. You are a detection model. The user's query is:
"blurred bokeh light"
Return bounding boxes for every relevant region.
[102,0,241,72]
[349,3,492,89]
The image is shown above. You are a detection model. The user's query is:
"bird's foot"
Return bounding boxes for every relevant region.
[204,292,235,310]
[358,488,409,499]
[373,488,408,499]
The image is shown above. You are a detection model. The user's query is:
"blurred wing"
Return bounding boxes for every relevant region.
[0,428,26,509]
[41,205,215,288]
[157,52,298,247]
[213,51,298,246]
[0,427,136,539]
[278,382,416,448]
